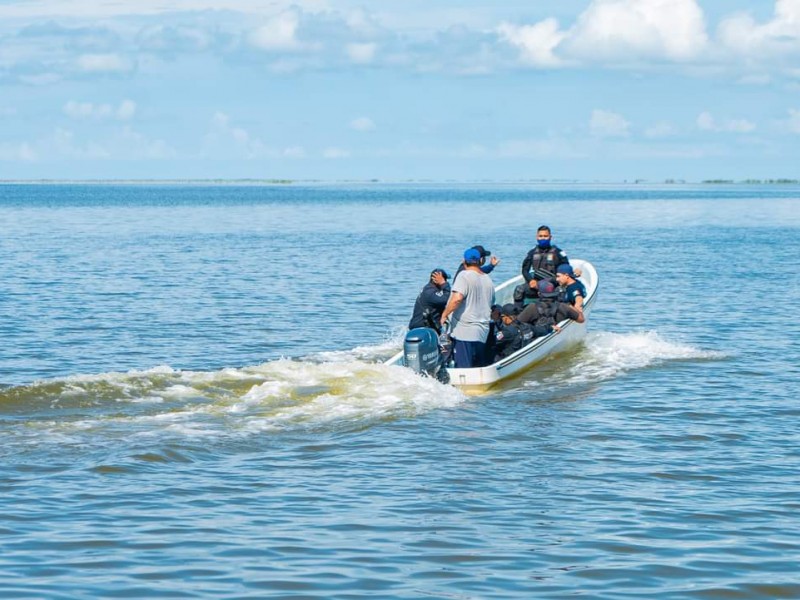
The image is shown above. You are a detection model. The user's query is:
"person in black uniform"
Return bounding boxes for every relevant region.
[517,280,584,337]
[556,263,587,314]
[517,225,571,305]
[493,303,535,360]
[408,268,451,333]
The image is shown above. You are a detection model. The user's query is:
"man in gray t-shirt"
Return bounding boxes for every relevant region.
[440,248,495,368]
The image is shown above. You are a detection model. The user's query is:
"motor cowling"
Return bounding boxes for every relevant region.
[404,328,442,377]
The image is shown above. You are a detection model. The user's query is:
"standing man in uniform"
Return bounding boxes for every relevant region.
[440,248,495,368]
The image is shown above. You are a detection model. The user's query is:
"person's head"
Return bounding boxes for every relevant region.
[463,247,482,267]
[471,245,491,265]
[536,225,552,249]
[555,263,575,284]
[500,303,519,324]
[537,279,559,299]
[491,304,502,322]
[430,268,450,287]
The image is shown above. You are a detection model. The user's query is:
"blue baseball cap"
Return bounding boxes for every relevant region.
[557,264,575,277]
[463,248,482,265]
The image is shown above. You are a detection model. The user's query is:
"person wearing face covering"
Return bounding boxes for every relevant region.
[517,225,571,304]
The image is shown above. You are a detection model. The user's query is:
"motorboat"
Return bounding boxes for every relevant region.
[385,259,598,392]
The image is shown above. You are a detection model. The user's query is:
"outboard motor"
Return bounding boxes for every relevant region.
[403,327,450,384]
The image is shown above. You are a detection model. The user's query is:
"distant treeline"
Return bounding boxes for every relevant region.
[701,178,800,184]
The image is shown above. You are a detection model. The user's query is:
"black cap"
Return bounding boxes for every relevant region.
[537,280,559,298]
[500,303,520,317]
[430,268,450,280]
[472,245,491,258]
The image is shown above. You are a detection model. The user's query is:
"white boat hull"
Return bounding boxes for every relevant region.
[385,259,599,392]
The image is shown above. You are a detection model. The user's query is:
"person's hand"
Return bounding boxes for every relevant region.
[490,256,500,266]
[431,271,446,286]
[574,267,583,277]
[529,279,537,289]
[552,324,562,333]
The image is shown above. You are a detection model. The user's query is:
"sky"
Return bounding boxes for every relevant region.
[1,0,800,181]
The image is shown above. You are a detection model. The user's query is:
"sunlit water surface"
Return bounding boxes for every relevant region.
[2,184,799,598]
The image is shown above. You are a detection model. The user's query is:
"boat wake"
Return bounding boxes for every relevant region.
[517,329,725,391]
[0,330,721,450]
[0,356,464,451]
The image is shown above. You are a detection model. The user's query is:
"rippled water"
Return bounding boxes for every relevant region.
[2,183,800,598]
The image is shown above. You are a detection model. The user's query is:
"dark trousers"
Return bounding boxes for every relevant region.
[453,339,486,368]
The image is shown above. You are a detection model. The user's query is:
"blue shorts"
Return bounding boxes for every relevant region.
[453,339,487,368]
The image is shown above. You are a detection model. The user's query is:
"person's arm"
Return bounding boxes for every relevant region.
[565,303,585,324]
[573,290,584,313]
[422,281,450,309]
[481,255,500,274]
[440,291,464,325]
[521,251,534,284]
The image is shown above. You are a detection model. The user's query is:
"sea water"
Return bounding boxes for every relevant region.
[1,183,799,598]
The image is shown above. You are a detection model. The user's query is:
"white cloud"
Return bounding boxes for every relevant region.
[120,126,176,159]
[590,109,630,137]
[718,0,800,59]
[323,147,350,159]
[350,116,375,132]
[346,42,377,64]
[697,111,716,131]
[565,0,708,61]
[497,18,566,67]
[204,111,268,159]
[696,111,756,133]
[726,119,757,133]
[497,138,586,159]
[0,1,328,19]
[500,0,709,68]
[787,108,800,133]
[63,99,137,120]
[0,142,37,161]
[283,146,306,158]
[48,127,111,159]
[77,53,133,73]
[249,12,301,51]
[19,73,63,86]
[644,121,677,138]
[116,100,136,120]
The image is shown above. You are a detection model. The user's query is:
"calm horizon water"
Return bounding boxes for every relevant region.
[2,183,799,598]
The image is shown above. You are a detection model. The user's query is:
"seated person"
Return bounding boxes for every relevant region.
[517,280,584,337]
[493,304,535,360]
[408,268,451,333]
[556,263,587,313]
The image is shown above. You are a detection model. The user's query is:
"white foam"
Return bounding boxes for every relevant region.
[21,358,463,439]
[524,329,724,388]
[309,326,406,363]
